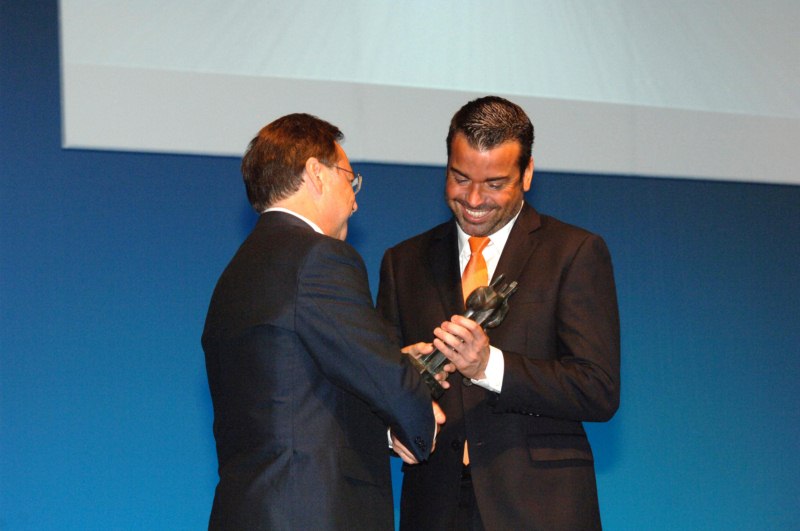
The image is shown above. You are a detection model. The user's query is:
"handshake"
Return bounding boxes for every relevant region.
[392,275,518,464]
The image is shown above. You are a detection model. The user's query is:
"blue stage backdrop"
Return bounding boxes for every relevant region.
[2,2,798,530]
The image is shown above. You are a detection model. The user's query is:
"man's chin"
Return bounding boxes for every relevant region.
[456,219,492,237]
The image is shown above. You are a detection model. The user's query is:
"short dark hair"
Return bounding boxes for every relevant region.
[241,113,343,212]
[446,96,534,176]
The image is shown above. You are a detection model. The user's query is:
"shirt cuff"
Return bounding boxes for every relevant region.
[471,345,504,393]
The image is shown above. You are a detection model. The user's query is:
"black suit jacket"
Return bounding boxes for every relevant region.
[203,212,434,530]
[377,203,620,530]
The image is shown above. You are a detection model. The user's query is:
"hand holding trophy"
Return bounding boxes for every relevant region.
[409,275,518,398]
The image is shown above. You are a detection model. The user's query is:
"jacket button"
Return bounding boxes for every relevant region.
[414,436,427,452]
[451,439,461,451]
[462,377,473,387]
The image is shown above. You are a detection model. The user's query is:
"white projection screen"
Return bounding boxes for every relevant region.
[59,1,799,184]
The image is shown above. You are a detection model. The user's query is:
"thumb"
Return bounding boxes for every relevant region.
[432,401,446,425]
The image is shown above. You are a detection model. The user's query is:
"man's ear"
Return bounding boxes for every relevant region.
[522,156,534,192]
[304,157,324,196]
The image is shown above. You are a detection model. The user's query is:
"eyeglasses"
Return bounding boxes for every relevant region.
[334,165,362,195]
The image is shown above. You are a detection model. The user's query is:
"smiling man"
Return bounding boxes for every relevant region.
[377,96,621,530]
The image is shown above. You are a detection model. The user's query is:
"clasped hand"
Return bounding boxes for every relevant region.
[391,318,490,465]
[390,400,446,465]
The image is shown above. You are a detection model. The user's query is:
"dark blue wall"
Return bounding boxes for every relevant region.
[2,2,799,529]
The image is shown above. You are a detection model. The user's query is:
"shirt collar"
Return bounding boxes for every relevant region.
[263,207,324,235]
[456,203,523,258]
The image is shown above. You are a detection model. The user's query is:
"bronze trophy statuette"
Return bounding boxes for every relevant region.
[410,275,518,398]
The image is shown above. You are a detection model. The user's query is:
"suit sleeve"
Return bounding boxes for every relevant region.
[295,238,434,460]
[494,233,620,422]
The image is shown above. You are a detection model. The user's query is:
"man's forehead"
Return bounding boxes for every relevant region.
[449,140,521,176]
[448,165,519,182]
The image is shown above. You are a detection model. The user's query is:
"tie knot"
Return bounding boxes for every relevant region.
[468,236,489,254]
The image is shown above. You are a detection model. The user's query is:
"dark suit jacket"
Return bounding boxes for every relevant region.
[377,203,620,530]
[202,212,434,530]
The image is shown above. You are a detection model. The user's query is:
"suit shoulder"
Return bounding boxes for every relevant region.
[538,213,606,242]
[251,218,360,260]
[535,214,613,264]
[309,232,363,261]
[539,213,590,235]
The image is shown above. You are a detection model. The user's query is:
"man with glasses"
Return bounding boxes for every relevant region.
[378,96,620,530]
[202,113,444,530]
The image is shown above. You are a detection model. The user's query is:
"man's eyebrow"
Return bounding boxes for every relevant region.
[448,165,469,178]
[485,176,511,183]
[448,166,511,182]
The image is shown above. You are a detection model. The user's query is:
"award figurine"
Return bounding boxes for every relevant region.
[410,274,518,398]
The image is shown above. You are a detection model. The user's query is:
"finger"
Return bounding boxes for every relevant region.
[448,317,491,350]
[399,452,419,465]
[434,370,450,382]
[392,437,419,465]
[433,326,463,352]
[400,344,416,356]
[402,341,434,355]
[417,342,435,355]
[433,338,458,360]
[440,320,469,343]
[451,314,481,333]
[432,402,446,425]
[401,341,434,358]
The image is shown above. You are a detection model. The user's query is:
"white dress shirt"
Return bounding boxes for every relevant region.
[454,205,523,393]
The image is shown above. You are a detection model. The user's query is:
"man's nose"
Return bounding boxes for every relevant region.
[466,183,483,206]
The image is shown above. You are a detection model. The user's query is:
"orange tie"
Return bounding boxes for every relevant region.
[461,236,489,466]
[462,236,490,302]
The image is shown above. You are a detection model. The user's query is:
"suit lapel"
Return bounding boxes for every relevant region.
[427,220,465,317]
[428,207,542,319]
[493,203,542,286]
